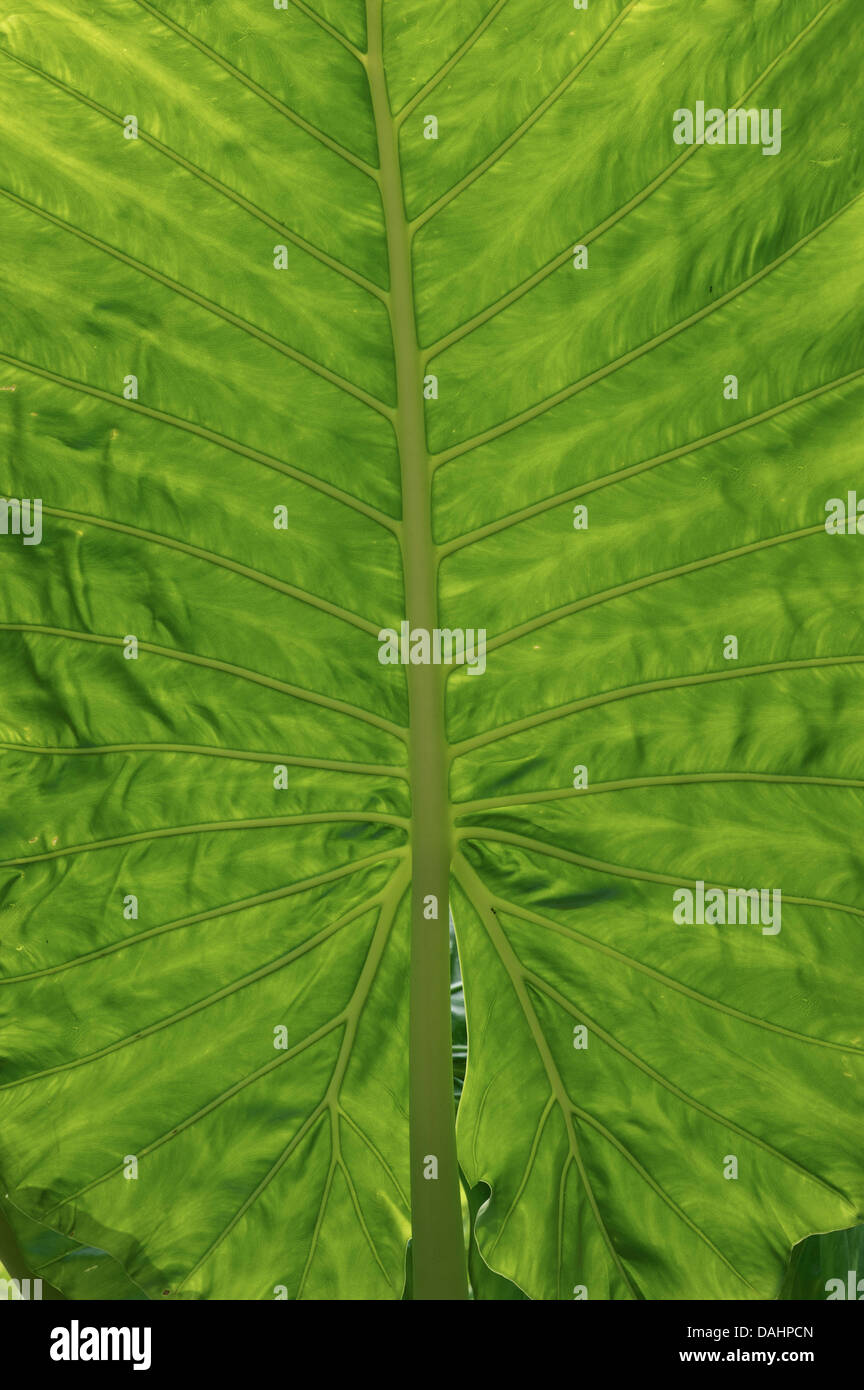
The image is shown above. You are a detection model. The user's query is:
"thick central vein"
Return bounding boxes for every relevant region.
[365,0,468,1301]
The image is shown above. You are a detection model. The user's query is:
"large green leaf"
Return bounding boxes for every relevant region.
[1,0,862,1301]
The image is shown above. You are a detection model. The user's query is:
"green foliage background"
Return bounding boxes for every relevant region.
[0,0,862,1300]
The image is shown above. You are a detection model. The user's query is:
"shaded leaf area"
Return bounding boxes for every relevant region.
[780,1225,864,1300]
[463,1180,527,1301]
[0,1198,143,1300]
